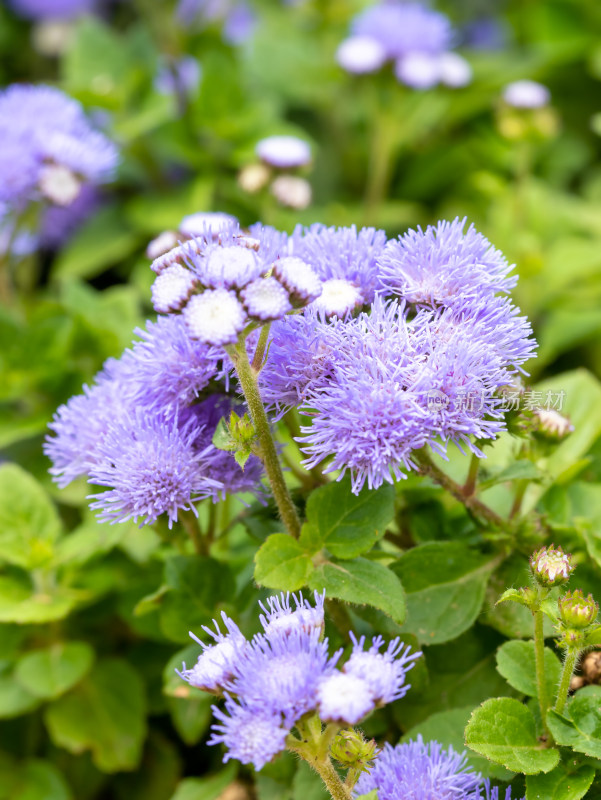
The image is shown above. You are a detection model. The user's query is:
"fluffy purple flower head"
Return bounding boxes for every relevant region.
[317,672,376,724]
[201,244,263,289]
[344,634,421,704]
[40,184,99,249]
[476,783,524,800]
[259,591,325,636]
[255,135,312,169]
[179,211,238,240]
[183,289,247,345]
[178,611,248,693]
[7,0,95,20]
[353,736,482,800]
[352,2,453,61]
[0,84,118,211]
[272,256,323,305]
[292,224,387,309]
[241,276,292,321]
[502,80,550,109]
[208,696,289,771]
[151,264,201,313]
[377,217,517,309]
[226,626,340,726]
[88,410,224,527]
[336,35,388,74]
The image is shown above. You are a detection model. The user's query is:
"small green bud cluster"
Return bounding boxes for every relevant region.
[212,410,257,469]
[556,589,600,650]
[529,544,574,588]
[331,730,378,770]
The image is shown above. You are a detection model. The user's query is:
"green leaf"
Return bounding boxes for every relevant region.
[496,588,534,608]
[547,686,601,759]
[52,207,141,281]
[254,534,314,591]
[0,670,41,718]
[465,698,560,773]
[354,793,377,800]
[584,627,601,647]
[525,764,595,800]
[168,765,237,800]
[166,696,212,747]
[15,642,94,700]
[495,641,562,701]
[292,761,329,800]
[478,461,545,491]
[309,558,405,624]
[9,760,72,800]
[391,542,496,644]
[0,464,61,570]
[44,658,147,773]
[300,480,395,559]
[0,576,82,625]
[402,707,513,781]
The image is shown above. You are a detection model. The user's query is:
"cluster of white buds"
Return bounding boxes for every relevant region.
[238,135,313,210]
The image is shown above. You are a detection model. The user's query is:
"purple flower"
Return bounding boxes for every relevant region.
[155,56,202,98]
[176,0,256,46]
[317,672,376,724]
[179,211,238,239]
[477,784,524,800]
[178,612,248,693]
[272,256,323,305]
[208,696,289,770]
[377,217,517,309]
[40,184,100,249]
[259,591,325,636]
[255,135,312,169]
[183,289,247,345]
[226,626,340,726]
[344,634,421,704]
[88,409,224,527]
[151,264,201,313]
[7,0,95,20]
[0,84,118,211]
[353,736,482,800]
[241,276,292,321]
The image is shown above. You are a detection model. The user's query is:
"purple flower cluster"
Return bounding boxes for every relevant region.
[45,314,264,527]
[353,737,522,800]
[149,221,322,346]
[7,0,95,20]
[176,0,256,45]
[258,217,536,493]
[337,1,472,89]
[178,592,420,770]
[0,85,118,213]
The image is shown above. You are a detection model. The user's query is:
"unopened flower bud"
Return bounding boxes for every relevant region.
[146,230,178,261]
[529,544,574,587]
[331,729,378,768]
[559,590,598,629]
[535,408,573,440]
[39,163,82,206]
[270,175,312,210]
[559,628,585,649]
[238,163,271,194]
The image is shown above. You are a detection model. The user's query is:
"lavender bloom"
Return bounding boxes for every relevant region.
[88,410,224,527]
[178,612,248,693]
[177,0,256,45]
[336,35,387,74]
[151,264,201,313]
[317,672,375,724]
[226,626,340,726]
[179,211,238,239]
[201,244,263,289]
[7,0,95,20]
[292,224,387,309]
[352,2,452,60]
[40,184,100,249]
[0,84,118,211]
[208,696,289,770]
[353,736,482,800]
[259,591,325,636]
[183,289,247,345]
[270,175,312,210]
[155,56,202,98]
[476,783,524,800]
[241,277,292,321]
[344,634,421,704]
[377,217,518,308]
[255,135,312,169]
[502,80,550,109]
[272,257,323,305]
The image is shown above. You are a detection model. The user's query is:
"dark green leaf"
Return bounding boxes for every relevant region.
[9,760,71,800]
[168,765,237,800]
[392,542,496,644]
[465,698,560,773]
[309,558,405,624]
[300,480,395,559]
[525,763,595,800]
[44,659,147,773]
[254,534,314,591]
[547,686,601,759]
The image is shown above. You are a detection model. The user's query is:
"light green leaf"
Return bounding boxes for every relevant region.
[525,764,595,800]
[465,698,560,773]
[0,671,40,718]
[254,534,314,591]
[0,464,61,570]
[300,480,395,559]
[547,686,601,759]
[478,461,545,491]
[9,760,72,800]
[496,641,562,701]
[15,642,94,700]
[392,542,497,644]
[44,658,147,773]
[169,765,237,800]
[402,707,513,781]
[0,576,82,625]
[309,558,405,624]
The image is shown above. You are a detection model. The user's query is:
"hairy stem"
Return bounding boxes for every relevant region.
[180,509,207,556]
[533,605,550,737]
[251,322,272,372]
[413,449,505,528]
[555,649,579,715]
[229,340,301,538]
[463,452,480,497]
[509,479,528,520]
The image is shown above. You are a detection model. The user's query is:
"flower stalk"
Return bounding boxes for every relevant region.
[554,648,578,716]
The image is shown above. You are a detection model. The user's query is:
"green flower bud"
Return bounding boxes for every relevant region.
[559,590,598,629]
[330,730,378,768]
[558,627,585,650]
[529,544,574,587]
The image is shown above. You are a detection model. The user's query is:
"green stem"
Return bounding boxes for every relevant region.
[413,449,505,528]
[283,410,328,487]
[510,479,528,520]
[533,605,550,737]
[463,452,480,497]
[555,649,579,715]
[180,509,207,556]
[363,106,399,226]
[251,322,272,372]
[228,340,301,538]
